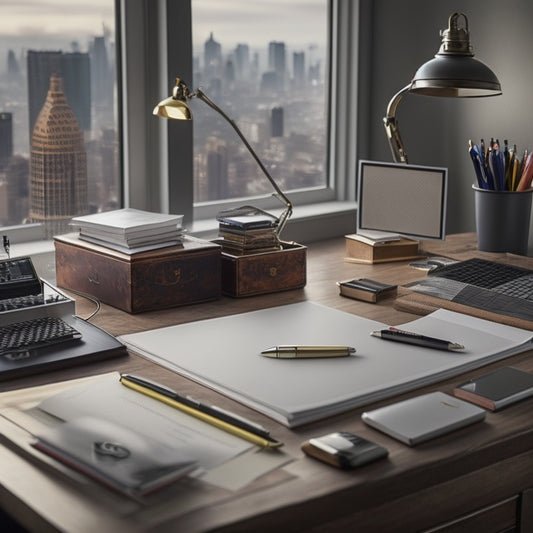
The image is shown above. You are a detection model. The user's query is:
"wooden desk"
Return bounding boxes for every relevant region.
[1,233,533,533]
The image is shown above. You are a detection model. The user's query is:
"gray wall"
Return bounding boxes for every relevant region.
[359,0,533,234]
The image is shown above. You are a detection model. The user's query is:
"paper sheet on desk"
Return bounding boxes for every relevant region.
[38,373,251,471]
[0,374,293,513]
[119,302,533,427]
[35,374,292,490]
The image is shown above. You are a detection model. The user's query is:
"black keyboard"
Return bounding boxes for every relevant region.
[0,316,82,355]
[430,258,533,301]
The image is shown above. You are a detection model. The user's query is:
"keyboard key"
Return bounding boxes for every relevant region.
[0,316,82,355]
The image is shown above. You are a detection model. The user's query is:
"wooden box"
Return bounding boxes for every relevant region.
[344,234,420,264]
[54,233,221,313]
[220,242,307,297]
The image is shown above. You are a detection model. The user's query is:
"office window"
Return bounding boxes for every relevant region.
[190,1,329,206]
[124,0,357,239]
[0,1,119,238]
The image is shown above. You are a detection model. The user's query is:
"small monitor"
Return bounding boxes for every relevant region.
[357,160,447,240]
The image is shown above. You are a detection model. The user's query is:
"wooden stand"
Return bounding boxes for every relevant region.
[344,234,420,264]
[220,242,307,297]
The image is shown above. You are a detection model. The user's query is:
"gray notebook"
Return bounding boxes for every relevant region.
[362,391,486,446]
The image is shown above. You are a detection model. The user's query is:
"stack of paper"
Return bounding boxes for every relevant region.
[119,302,533,427]
[215,206,280,255]
[71,208,184,254]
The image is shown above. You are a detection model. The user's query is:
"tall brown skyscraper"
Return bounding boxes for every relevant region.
[29,74,88,237]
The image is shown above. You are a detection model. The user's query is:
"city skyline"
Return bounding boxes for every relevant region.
[1,31,323,156]
[0,1,326,54]
[192,0,327,49]
[0,1,327,227]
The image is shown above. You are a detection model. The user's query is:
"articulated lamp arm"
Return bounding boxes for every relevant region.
[383,84,411,164]
[194,88,293,236]
[154,78,292,237]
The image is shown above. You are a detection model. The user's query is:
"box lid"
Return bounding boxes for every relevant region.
[54,233,220,263]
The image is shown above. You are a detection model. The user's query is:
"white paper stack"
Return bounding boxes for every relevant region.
[71,208,184,253]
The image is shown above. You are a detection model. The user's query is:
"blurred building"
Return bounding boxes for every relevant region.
[28,74,88,237]
[0,112,13,164]
[271,107,284,137]
[27,50,91,138]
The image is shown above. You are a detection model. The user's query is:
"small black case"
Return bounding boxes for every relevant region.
[302,431,388,469]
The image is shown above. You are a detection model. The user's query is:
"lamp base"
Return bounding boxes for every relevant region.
[219,241,307,297]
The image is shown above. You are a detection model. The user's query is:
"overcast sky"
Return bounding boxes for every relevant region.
[0,0,113,38]
[0,0,326,51]
[193,0,327,49]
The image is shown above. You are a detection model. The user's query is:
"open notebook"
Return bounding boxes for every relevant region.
[119,302,533,427]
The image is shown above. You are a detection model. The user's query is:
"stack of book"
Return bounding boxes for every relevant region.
[70,208,184,254]
[216,208,281,255]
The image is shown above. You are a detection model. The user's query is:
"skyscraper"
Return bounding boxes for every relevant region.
[29,74,88,238]
[4,155,29,225]
[7,50,20,77]
[271,107,284,137]
[0,112,13,164]
[27,50,62,137]
[206,137,228,200]
[234,44,249,79]
[224,59,235,86]
[293,51,305,87]
[62,52,91,130]
[91,34,114,130]
[204,33,222,80]
[27,50,91,137]
[268,41,286,89]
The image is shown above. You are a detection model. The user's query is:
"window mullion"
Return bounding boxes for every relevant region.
[165,0,194,225]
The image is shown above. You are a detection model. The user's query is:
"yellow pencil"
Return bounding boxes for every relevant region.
[120,377,283,448]
[511,158,519,190]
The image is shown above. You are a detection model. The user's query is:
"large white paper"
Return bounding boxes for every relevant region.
[119,302,533,427]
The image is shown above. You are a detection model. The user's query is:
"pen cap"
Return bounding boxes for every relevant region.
[473,186,533,255]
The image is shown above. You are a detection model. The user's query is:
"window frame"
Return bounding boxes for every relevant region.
[120,0,359,241]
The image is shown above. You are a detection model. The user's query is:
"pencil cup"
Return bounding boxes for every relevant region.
[473,185,533,255]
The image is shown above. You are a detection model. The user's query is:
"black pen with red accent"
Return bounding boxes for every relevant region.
[370,327,464,352]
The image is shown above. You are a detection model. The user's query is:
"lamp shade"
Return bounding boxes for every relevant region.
[153,79,193,119]
[383,12,501,163]
[409,12,501,97]
[410,55,501,97]
[153,97,192,120]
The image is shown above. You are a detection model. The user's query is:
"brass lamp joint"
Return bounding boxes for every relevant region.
[172,78,191,101]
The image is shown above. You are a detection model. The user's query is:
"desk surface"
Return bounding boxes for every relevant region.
[2,233,533,533]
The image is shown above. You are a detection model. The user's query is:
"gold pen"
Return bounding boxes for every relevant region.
[261,345,356,358]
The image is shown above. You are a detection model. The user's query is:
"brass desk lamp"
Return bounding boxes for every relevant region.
[153,78,292,238]
[383,12,502,164]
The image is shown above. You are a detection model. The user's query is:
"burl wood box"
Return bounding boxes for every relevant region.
[54,233,221,313]
[220,242,307,297]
